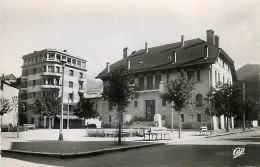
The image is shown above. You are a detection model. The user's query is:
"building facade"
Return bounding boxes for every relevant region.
[20,49,87,128]
[97,30,237,129]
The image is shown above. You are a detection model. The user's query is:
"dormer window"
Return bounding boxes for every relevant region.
[138,61,143,65]
[172,51,176,63]
[204,45,209,59]
[167,56,172,60]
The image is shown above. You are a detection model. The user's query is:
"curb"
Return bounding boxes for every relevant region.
[204,129,258,138]
[2,143,164,158]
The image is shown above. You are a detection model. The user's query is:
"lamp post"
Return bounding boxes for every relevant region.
[58,59,67,141]
[67,98,70,129]
[12,96,18,138]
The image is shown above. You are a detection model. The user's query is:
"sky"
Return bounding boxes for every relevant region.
[0,0,259,81]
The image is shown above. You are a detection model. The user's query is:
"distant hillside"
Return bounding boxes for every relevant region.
[237,64,260,80]
[87,79,102,91]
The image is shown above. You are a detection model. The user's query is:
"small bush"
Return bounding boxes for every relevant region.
[1,125,9,132]
[102,123,112,128]
[86,124,97,129]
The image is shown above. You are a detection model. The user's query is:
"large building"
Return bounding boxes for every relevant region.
[96,30,237,129]
[20,49,87,128]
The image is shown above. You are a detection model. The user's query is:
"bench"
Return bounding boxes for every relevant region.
[23,124,36,130]
[195,126,208,136]
[143,128,170,141]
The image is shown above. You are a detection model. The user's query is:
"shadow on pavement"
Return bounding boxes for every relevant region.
[2,144,260,166]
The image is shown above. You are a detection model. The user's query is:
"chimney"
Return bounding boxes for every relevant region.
[123,47,128,58]
[106,62,110,72]
[145,42,148,53]
[127,59,131,69]
[215,35,219,48]
[206,30,215,45]
[181,35,184,46]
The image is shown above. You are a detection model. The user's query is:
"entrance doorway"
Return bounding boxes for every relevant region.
[145,100,155,121]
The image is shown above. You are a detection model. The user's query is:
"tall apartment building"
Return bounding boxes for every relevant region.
[96,30,237,129]
[20,49,87,128]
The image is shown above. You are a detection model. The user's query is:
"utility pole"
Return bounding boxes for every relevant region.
[243,82,246,132]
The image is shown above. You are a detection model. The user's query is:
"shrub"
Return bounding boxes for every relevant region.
[102,123,112,128]
[1,125,9,132]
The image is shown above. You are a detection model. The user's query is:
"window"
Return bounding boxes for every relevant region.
[215,71,217,82]
[42,78,46,85]
[62,55,66,60]
[218,73,220,82]
[33,80,36,86]
[138,77,144,91]
[56,79,60,85]
[48,66,54,73]
[33,68,37,74]
[109,102,113,110]
[44,54,47,60]
[162,99,166,106]
[48,78,54,85]
[43,66,47,72]
[134,101,138,107]
[79,82,83,89]
[147,76,153,90]
[69,81,73,88]
[79,93,83,99]
[173,51,176,63]
[167,73,170,83]
[196,70,200,81]
[72,59,76,65]
[181,114,184,122]
[82,62,86,68]
[223,61,225,67]
[196,94,203,107]
[56,54,61,60]
[155,75,162,89]
[32,92,36,98]
[67,57,71,64]
[77,60,81,67]
[49,53,55,60]
[35,56,38,62]
[69,70,74,76]
[223,76,225,83]
[109,115,112,122]
[68,93,73,101]
[56,67,60,73]
[187,71,194,79]
[80,72,83,78]
[197,114,201,122]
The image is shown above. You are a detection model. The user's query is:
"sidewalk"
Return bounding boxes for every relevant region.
[1,127,258,158]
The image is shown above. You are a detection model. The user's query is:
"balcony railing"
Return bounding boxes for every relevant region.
[41,71,62,77]
[41,84,61,89]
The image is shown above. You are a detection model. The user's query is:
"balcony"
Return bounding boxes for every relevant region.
[41,72,62,77]
[41,84,61,89]
[78,77,86,82]
[20,87,27,91]
[78,88,86,93]
[21,75,28,79]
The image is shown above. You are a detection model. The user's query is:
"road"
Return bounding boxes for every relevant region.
[2,130,260,167]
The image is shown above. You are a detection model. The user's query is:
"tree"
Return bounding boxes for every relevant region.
[162,71,195,138]
[206,83,243,132]
[244,98,258,129]
[31,88,61,129]
[0,98,12,125]
[73,98,98,124]
[102,66,136,145]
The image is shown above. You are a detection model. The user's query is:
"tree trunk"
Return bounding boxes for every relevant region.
[226,116,229,132]
[118,112,122,145]
[0,115,2,126]
[48,117,51,129]
[178,111,181,138]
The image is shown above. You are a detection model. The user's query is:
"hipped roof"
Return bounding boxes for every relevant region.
[96,38,237,82]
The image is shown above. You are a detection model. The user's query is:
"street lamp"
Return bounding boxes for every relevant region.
[58,59,67,141]
[67,98,70,129]
[12,96,19,138]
